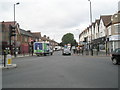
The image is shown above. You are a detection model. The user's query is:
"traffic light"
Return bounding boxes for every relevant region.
[9,25,16,37]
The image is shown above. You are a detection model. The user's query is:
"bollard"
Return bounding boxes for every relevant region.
[6,54,12,65]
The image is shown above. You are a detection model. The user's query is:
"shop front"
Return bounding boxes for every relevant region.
[108,35,120,52]
[92,36,106,50]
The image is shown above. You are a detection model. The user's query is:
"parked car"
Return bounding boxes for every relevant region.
[111,48,120,65]
[54,46,61,51]
[62,48,71,55]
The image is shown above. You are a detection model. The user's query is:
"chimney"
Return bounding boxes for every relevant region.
[47,37,49,39]
[44,35,46,38]
[27,30,31,32]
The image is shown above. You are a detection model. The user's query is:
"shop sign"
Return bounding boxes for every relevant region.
[109,35,120,41]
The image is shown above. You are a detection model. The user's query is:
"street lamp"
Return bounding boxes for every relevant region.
[88,0,93,56]
[14,2,20,57]
[14,2,20,24]
[88,0,92,24]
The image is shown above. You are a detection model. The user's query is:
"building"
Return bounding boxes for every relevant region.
[1,21,58,56]
[107,11,120,53]
[94,19,100,40]
[0,23,2,54]
[1,21,20,55]
[79,15,112,53]
[18,29,33,55]
[97,15,112,50]
[32,32,42,42]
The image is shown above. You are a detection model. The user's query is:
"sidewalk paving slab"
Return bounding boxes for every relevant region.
[0,64,17,69]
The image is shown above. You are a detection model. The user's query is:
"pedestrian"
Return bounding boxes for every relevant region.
[77,46,80,55]
[81,46,84,55]
[72,46,76,54]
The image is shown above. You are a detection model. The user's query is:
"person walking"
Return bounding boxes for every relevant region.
[72,46,76,54]
[81,46,84,55]
[77,46,80,55]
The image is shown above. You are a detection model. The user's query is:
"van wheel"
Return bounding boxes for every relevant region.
[112,58,118,65]
[44,53,46,56]
[37,55,40,57]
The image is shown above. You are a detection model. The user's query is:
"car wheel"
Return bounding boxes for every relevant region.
[112,58,118,65]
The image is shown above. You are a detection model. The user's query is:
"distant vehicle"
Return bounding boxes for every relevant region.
[54,46,61,51]
[62,48,71,55]
[34,42,53,56]
[111,48,120,65]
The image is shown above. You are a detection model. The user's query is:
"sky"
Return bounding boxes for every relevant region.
[0,0,119,43]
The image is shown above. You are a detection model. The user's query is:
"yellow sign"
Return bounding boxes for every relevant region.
[6,54,12,65]
[8,59,12,64]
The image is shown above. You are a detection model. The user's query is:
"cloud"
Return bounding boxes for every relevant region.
[0,0,119,43]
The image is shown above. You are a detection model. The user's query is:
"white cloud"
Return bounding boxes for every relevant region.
[0,0,119,43]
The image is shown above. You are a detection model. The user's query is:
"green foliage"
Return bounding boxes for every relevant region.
[72,39,78,47]
[61,33,78,46]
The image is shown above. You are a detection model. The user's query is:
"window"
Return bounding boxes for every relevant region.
[115,24,120,33]
[115,48,120,53]
[108,26,111,35]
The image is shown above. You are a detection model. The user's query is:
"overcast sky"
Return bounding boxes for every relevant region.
[0,0,119,43]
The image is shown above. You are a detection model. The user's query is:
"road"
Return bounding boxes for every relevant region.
[2,51,119,88]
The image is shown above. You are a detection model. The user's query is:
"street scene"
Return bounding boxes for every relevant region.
[0,0,120,89]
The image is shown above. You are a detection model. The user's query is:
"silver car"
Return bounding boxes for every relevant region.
[62,48,71,55]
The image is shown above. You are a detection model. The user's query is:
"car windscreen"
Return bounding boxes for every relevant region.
[114,48,120,54]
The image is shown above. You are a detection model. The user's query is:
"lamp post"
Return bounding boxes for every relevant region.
[14,2,20,57]
[14,2,20,24]
[88,0,93,56]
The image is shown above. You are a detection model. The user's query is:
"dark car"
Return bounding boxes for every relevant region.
[111,48,120,65]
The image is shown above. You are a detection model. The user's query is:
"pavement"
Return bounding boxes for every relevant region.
[0,54,34,69]
[71,49,111,57]
[0,64,17,69]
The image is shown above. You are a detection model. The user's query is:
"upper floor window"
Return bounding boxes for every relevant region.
[115,24,120,33]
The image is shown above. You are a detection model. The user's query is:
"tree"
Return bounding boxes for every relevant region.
[72,39,78,47]
[61,33,77,46]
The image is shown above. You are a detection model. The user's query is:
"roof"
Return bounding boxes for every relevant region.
[92,23,95,28]
[0,21,15,25]
[41,36,48,41]
[19,29,33,37]
[32,32,41,38]
[95,19,100,25]
[1,21,21,34]
[100,15,112,26]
